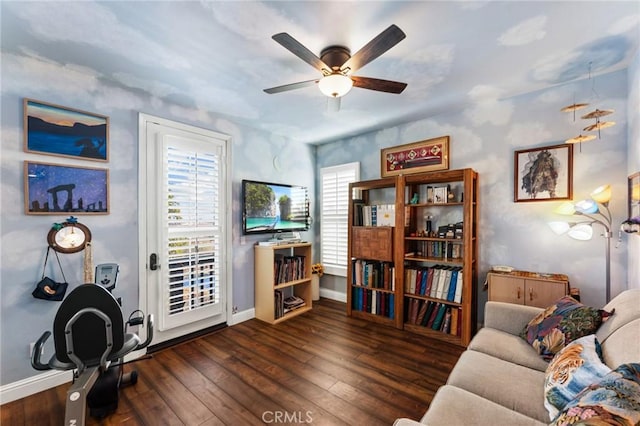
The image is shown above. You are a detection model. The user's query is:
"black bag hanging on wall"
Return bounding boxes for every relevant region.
[32,246,68,301]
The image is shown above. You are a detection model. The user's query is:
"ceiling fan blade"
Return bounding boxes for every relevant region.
[264,79,318,94]
[351,76,407,94]
[272,33,331,73]
[340,24,406,74]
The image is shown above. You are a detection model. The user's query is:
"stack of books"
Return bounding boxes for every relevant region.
[283,295,305,313]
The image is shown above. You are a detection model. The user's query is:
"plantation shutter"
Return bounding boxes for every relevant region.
[320,162,359,276]
[159,136,223,330]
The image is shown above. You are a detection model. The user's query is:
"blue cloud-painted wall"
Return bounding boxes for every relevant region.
[0,52,315,386]
[1,33,638,396]
[318,68,636,316]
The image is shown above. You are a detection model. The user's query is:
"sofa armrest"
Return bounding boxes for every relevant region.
[484,302,543,335]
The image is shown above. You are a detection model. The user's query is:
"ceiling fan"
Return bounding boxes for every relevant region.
[264,24,407,108]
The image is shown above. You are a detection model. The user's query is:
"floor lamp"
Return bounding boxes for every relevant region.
[549,184,613,302]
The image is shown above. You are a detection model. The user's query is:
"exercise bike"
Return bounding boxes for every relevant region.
[31,264,153,425]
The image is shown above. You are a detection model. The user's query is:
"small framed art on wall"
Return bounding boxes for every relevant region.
[381,136,449,177]
[24,98,109,162]
[24,161,109,215]
[514,143,573,202]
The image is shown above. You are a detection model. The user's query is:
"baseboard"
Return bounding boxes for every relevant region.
[320,288,347,303]
[229,307,255,325]
[0,369,73,404]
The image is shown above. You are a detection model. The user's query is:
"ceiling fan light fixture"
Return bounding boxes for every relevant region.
[318,74,353,98]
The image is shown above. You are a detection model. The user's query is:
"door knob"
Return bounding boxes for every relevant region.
[150,253,159,270]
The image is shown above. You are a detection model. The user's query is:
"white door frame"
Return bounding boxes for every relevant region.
[137,113,233,346]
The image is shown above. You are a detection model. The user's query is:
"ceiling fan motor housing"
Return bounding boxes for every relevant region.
[321,46,351,73]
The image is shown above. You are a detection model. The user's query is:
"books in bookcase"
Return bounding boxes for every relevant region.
[355,203,395,227]
[404,265,463,303]
[274,292,307,319]
[405,299,463,336]
[273,254,306,285]
[352,259,395,290]
[412,240,463,260]
[352,286,395,319]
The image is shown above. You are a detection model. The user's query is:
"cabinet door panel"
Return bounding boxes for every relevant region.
[525,279,567,308]
[352,227,393,261]
[488,274,524,305]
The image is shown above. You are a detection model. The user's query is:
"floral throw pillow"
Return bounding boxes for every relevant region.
[551,363,640,426]
[520,296,613,361]
[544,334,612,420]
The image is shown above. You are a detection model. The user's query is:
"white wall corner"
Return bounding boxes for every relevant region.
[229,307,255,326]
[320,288,347,303]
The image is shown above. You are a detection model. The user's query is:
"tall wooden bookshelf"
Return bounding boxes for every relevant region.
[347,169,478,346]
[347,177,402,328]
[255,242,312,324]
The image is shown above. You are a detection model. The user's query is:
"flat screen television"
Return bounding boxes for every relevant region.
[242,179,309,235]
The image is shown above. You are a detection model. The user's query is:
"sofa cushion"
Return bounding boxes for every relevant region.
[543,334,611,420]
[550,363,640,426]
[446,350,548,422]
[420,385,547,426]
[468,327,548,371]
[520,296,613,360]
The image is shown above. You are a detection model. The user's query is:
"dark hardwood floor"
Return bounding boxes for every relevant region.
[1,299,464,425]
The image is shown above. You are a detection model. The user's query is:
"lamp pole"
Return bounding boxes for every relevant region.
[604,228,612,303]
[572,211,612,303]
[551,185,614,303]
[586,215,612,303]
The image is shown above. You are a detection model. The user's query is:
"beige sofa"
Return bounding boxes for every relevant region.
[394,289,640,426]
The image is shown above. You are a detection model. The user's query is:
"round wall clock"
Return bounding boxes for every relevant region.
[47,219,92,254]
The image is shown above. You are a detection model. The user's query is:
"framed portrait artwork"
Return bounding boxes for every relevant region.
[514,143,573,202]
[24,98,109,162]
[381,136,449,177]
[24,161,109,215]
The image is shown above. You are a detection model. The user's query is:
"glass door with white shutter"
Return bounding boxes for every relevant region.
[141,116,230,345]
[160,142,223,330]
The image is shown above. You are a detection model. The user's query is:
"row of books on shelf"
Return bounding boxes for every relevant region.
[406,240,462,260]
[352,287,395,319]
[405,299,462,336]
[404,265,463,303]
[351,259,395,290]
[274,290,306,319]
[353,203,395,226]
[273,254,306,284]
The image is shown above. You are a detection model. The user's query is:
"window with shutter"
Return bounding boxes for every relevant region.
[320,162,359,276]
[160,138,224,330]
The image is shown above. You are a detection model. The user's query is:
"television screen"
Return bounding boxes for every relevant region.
[242,179,309,235]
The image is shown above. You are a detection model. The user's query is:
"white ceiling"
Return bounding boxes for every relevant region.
[2,1,638,144]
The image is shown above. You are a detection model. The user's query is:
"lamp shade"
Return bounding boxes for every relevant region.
[548,221,571,235]
[591,184,611,204]
[318,74,353,98]
[567,223,593,240]
[555,202,576,216]
[574,199,599,214]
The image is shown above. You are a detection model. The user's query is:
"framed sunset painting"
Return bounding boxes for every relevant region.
[24,98,109,162]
